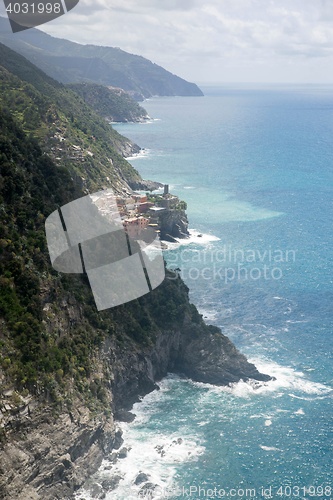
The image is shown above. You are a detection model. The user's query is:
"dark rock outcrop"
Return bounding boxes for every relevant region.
[109,310,271,413]
[159,208,190,240]
[104,272,272,414]
[175,324,271,385]
[134,472,150,485]
[115,139,141,159]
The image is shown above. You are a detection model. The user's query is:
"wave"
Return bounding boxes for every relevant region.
[197,307,219,322]
[139,117,161,124]
[260,445,282,452]
[252,358,332,397]
[76,364,331,499]
[164,229,220,252]
[126,148,152,161]
[98,431,203,500]
[189,357,332,400]
[75,377,205,500]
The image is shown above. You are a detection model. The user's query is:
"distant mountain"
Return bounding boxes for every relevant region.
[0,16,203,100]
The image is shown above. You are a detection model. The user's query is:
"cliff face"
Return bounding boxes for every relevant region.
[110,296,271,413]
[159,208,190,240]
[0,399,116,500]
[0,273,270,500]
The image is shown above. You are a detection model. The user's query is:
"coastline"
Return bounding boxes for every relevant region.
[0,260,272,500]
[77,85,333,500]
[0,97,275,500]
[1,33,332,500]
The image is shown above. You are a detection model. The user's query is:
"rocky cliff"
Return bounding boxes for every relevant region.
[0,397,116,500]
[110,277,271,413]
[0,272,270,499]
[158,208,190,241]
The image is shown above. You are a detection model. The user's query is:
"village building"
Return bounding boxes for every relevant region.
[114,185,185,239]
[123,216,149,238]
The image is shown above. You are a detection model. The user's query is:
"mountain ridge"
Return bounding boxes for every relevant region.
[0,17,204,100]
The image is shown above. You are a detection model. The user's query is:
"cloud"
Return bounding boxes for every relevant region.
[81,0,200,14]
[34,0,333,83]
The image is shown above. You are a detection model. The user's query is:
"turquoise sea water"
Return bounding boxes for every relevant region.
[78,86,333,499]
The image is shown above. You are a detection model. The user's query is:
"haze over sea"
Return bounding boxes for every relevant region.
[78,85,333,499]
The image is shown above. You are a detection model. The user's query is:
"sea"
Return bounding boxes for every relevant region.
[76,85,333,499]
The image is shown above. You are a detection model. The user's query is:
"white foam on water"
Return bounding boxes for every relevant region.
[286,319,309,324]
[100,430,204,500]
[191,358,332,400]
[197,308,219,322]
[164,229,220,252]
[197,420,210,427]
[126,148,152,161]
[141,117,161,123]
[250,358,331,397]
[75,377,205,500]
[260,445,282,452]
[75,362,331,499]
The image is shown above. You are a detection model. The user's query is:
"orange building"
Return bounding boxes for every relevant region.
[123,216,149,238]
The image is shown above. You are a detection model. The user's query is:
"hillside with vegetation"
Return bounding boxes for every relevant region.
[0,105,203,498]
[0,104,194,403]
[0,16,204,100]
[68,83,149,122]
[0,43,147,193]
[0,43,269,499]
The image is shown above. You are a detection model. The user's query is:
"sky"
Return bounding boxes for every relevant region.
[3,0,333,84]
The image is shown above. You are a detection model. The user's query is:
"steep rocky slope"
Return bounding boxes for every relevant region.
[0,265,269,500]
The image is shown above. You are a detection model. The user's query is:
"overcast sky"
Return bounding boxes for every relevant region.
[10,0,333,84]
